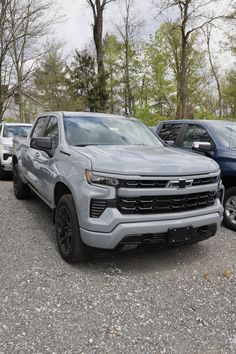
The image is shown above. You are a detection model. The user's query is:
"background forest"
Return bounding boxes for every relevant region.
[0,0,236,125]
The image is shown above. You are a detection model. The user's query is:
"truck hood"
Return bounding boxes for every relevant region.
[2,137,13,146]
[72,145,219,176]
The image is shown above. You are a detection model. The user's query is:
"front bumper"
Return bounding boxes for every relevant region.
[80,211,222,249]
[0,153,12,171]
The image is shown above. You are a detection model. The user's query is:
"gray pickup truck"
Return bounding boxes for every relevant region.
[13,112,224,263]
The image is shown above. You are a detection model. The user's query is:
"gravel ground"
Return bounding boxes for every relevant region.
[0,180,236,354]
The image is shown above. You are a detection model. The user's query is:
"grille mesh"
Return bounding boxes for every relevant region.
[118,191,216,215]
[90,199,107,218]
[120,176,218,188]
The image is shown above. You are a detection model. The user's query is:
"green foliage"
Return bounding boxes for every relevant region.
[103,34,123,112]
[30,21,235,119]
[223,70,236,118]
[2,117,20,122]
[68,49,108,112]
[34,48,73,111]
[134,106,169,126]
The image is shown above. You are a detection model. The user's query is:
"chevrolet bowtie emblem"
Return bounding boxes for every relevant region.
[167,179,193,188]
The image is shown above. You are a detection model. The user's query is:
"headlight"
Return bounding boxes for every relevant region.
[3,145,12,152]
[85,169,120,187]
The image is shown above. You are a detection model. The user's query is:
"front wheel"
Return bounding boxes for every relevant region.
[0,163,7,180]
[13,163,31,199]
[55,194,89,263]
[223,187,236,231]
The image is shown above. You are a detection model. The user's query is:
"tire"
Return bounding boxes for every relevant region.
[13,163,31,199]
[55,194,89,263]
[0,162,7,180]
[223,187,236,231]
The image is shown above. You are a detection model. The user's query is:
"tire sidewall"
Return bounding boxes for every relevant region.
[13,163,30,199]
[223,187,236,231]
[55,194,86,263]
[13,164,19,196]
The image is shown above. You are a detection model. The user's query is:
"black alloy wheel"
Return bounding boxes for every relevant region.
[57,205,73,256]
[55,194,89,263]
[224,187,236,231]
[13,163,30,199]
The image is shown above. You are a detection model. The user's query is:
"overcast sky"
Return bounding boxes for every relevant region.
[54,0,234,70]
[54,0,157,53]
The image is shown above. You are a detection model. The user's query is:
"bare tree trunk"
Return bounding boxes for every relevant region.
[93,0,105,76]
[124,38,132,115]
[155,0,235,119]
[177,2,189,119]
[205,28,222,117]
[179,35,188,118]
[87,0,114,111]
[116,0,141,116]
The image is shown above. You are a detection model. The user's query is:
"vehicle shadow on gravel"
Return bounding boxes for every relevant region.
[19,189,212,275]
[85,242,210,275]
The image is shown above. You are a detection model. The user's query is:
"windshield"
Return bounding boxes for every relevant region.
[3,125,31,138]
[211,123,236,148]
[63,115,163,147]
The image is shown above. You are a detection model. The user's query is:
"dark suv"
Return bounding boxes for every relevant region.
[156,120,236,231]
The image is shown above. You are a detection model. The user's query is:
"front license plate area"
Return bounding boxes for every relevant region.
[168,226,193,243]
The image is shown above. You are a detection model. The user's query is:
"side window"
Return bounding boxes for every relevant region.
[182,124,211,149]
[43,117,59,150]
[0,124,2,135]
[31,117,50,138]
[159,123,182,145]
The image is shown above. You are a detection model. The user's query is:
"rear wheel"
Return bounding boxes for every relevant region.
[13,163,31,199]
[55,194,89,263]
[223,187,236,231]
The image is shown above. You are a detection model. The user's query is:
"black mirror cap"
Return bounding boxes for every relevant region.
[30,137,52,151]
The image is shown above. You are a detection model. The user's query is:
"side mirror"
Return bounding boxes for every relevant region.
[164,140,175,147]
[30,137,52,152]
[192,142,213,152]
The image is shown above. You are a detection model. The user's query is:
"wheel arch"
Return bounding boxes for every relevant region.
[221,176,236,191]
[54,182,73,207]
[12,155,18,167]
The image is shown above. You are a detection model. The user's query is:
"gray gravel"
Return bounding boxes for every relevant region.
[0,180,236,354]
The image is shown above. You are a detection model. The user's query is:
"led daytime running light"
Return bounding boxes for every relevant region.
[85,170,119,187]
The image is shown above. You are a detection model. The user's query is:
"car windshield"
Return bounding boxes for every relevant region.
[63,115,163,147]
[211,123,236,148]
[3,125,31,138]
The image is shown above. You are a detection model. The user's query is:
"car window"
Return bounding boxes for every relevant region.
[0,124,2,135]
[3,125,31,138]
[31,117,50,138]
[63,115,163,147]
[182,124,211,148]
[43,117,59,150]
[158,123,182,145]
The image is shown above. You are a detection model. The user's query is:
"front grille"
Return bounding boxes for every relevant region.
[118,191,216,215]
[192,176,218,186]
[120,224,217,246]
[3,153,12,160]
[90,199,107,218]
[119,176,218,188]
[120,180,168,188]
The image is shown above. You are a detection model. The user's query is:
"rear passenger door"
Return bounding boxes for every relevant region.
[157,122,185,147]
